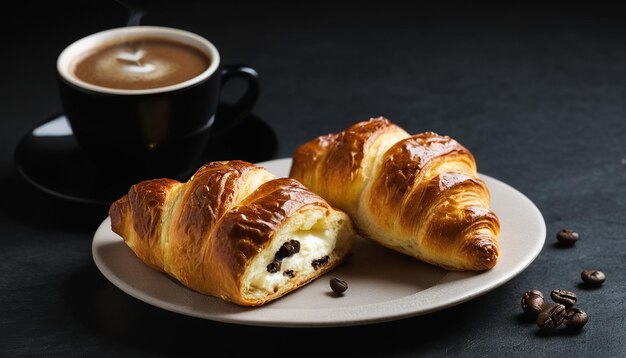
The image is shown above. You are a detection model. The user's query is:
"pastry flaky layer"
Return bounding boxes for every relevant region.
[290,117,500,271]
[109,160,355,306]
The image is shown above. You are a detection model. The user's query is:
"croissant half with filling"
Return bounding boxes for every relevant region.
[290,117,500,271]
[109,160,355,306]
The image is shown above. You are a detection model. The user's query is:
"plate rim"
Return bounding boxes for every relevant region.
[92,157,546,327]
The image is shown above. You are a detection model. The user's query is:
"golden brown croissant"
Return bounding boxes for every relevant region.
[290,117,500,271]
[109,160,355,306]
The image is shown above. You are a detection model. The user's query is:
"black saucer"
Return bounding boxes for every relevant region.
[14,105,278,206]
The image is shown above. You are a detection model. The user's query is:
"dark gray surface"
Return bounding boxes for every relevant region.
[1,2,625,356]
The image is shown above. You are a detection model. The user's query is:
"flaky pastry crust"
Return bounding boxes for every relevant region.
[290,117,500,271]
[110,160,355,306]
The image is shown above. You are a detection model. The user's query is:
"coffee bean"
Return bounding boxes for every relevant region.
[330,277,348,294]
[550,289,577,308]
[536,303,566,330]
[556,229,579,246]
[521,290,545,316]
[563,307,588,328]
[581,270,606,286]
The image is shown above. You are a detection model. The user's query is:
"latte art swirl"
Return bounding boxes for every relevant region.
[71,38,210,90]
[115,49,159,76]
[120,62,157,74]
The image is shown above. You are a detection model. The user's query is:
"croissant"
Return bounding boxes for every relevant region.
[109,160,355,306]
[290,117,500,271]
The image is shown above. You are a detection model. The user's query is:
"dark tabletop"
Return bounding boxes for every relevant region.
[2,1,625,356]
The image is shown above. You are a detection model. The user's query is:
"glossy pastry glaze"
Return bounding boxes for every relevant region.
[290,117,500,271]
[110,160,355,306]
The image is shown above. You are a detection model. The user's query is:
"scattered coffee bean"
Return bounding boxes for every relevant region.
[581,270,606,286]
[521,290,545,316]
[536,303,566,330]
[563,307,588,328]
[330,277,348,294]
[556,229,579,246]
[550,289,577,308]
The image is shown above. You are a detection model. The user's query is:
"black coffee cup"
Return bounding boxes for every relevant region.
[57,26,259,183]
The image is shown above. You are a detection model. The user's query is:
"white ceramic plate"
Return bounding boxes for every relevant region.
[92,157,546,327]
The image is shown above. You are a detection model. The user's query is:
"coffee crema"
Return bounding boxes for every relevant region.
[71,38,211,90]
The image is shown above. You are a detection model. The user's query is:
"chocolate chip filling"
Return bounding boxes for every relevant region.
[266,240,301,273]
[311,255,330,270]
[275,240,301,261]
[283,270,295,278]
[266,261,281,273]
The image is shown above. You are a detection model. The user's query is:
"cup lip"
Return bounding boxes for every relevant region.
[57,26,220,95]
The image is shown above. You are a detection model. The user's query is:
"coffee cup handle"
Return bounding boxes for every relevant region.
[211,64,260,137]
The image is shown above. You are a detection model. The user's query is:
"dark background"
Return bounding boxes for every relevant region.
[2,1,625,356]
